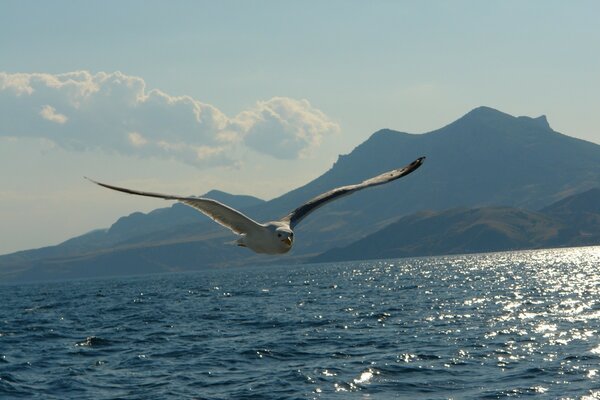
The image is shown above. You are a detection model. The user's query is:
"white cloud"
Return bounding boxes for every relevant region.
[0,71,340,167]
[127,131,147,147]
[235,97,340,159]
[40,105,68,124]
[0,72,35,96]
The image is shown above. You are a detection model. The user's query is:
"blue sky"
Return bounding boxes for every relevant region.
[1,0,599,254]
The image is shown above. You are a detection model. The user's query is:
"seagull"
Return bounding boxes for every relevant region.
[87,157,425,254]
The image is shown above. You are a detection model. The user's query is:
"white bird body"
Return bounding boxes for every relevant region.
[236,221,293,254]
[87,157,424,255]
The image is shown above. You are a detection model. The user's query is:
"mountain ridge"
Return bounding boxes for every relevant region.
[2,106,599,282]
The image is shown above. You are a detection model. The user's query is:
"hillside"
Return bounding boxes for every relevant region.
[314,188,600,263]
[253,106,600,254]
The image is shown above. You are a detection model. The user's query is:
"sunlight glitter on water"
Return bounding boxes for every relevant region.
[2,246,600,399]
[353,368,375,385]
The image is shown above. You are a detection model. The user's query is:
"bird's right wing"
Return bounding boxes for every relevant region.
[279,157,425,229]
[86,178,263,234]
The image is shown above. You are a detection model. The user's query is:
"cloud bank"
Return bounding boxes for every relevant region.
[0,71,339,167]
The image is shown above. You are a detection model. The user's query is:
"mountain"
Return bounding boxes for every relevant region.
[0,191,265,280]
[248,106,600,254]
[103,189,264,244]
[540,187,600,246]
[314,188,600,263]
[1,107,599,282]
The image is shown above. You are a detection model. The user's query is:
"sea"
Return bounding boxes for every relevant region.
[1,246,600,399]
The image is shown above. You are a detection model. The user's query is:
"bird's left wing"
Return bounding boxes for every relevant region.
[86,178,263,234]
[279,157,425,229]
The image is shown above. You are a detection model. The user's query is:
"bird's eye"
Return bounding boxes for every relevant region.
[277,233,281,237]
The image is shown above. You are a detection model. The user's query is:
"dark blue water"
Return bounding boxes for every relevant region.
[1,247,600,399]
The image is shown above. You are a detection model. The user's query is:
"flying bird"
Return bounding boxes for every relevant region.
[87,156,425,254]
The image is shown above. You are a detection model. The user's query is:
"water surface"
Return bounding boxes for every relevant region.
[1,247,600,399]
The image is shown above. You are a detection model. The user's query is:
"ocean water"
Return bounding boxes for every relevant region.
[1,247,600,399]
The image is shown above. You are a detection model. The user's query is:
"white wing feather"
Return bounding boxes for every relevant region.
[85,178,263,234]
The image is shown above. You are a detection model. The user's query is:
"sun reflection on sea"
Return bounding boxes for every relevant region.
[2,246,600,399]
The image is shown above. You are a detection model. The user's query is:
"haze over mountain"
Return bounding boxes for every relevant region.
[1,107,599,282]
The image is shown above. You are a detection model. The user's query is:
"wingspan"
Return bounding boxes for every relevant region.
[86,178,263,234]
[279,157,425,229]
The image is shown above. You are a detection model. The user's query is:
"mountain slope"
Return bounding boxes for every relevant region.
[252,106,600,255]
[0,192,265,264]
[314,188,600,263]
[540,188,600,246]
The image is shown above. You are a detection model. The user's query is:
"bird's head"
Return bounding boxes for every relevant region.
[275,228,294,247]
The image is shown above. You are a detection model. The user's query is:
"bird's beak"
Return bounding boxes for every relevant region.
[283,237,292,246]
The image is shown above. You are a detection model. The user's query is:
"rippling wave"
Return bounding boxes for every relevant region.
[1,246,599,399]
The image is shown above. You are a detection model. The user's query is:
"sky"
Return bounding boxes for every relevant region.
[1,0,599,255]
